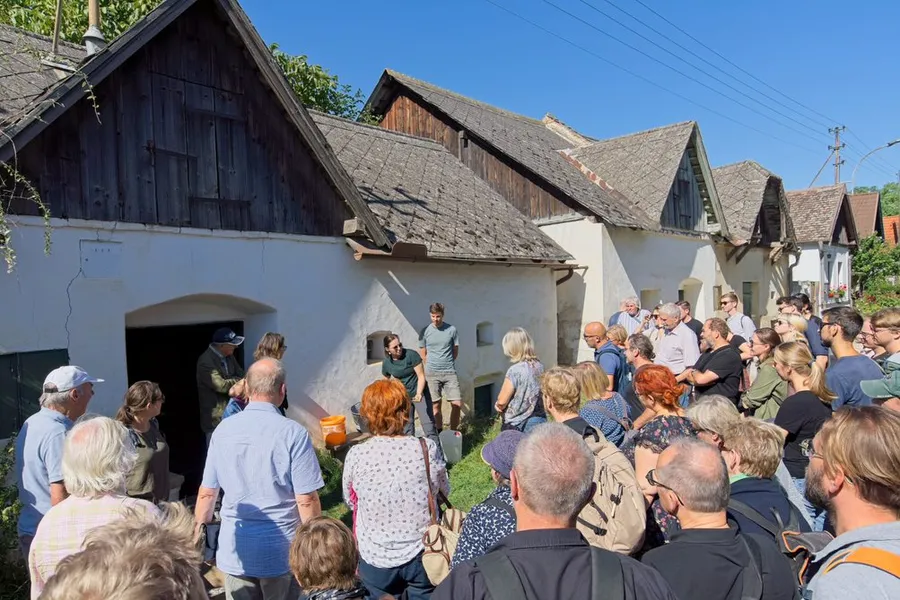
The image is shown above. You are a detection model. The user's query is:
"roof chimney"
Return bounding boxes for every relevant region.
[83,0,106,56]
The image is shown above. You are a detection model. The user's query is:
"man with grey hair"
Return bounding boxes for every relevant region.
[28,416,158,598]
[655,303,700,405]
[195,358,323,600]
[609,296,653,335]
[15,365,102,558]
[641,438,795,600]
[434,423,676,600]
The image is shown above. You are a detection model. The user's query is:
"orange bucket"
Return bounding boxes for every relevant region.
[320,415,347,446]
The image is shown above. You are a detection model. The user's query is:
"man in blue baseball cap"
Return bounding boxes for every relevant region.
[860,371,900,413]
[451,429,525,567]
[196,327,245,445]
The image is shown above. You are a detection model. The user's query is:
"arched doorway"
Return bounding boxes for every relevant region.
[125,294,277,498]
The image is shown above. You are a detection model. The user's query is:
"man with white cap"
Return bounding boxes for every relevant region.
[14,365,102,558]
[196,327,245,444]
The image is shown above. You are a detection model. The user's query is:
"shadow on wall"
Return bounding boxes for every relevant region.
[556,269,587,365]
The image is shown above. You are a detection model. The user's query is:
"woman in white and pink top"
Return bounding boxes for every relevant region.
[29,416,158,598]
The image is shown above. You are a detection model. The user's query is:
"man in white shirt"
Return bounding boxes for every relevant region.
[654,303,700,384]
[720,292,756,341]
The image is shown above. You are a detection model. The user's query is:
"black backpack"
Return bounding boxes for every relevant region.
[478,546,624,600]
[728,499,832,597]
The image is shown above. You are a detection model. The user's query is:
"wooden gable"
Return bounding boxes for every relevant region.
[380,92,581,221]
[7,1,351,235]
[661,149,706,232]
[756,178,783,245]
[832,197,857,246]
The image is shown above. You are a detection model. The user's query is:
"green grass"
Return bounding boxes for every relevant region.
[319,418,502,519]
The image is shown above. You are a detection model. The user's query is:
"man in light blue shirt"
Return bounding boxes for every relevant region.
[419,302,461,431]
[195,358,323,600]
[655,303,701,383]
[15,365,101,557]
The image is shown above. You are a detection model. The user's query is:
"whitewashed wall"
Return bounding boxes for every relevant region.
[715,244,789,326]
[0,217,558,438]
[790,244,851,310]
[542,219,720,363]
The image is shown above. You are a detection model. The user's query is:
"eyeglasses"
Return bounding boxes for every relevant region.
[646,469,683,505]
[720,301,731,306]
[583,334,599,339]
[801,439,823,460]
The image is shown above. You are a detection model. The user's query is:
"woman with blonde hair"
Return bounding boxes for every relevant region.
[494,327,546,432]
[773,341,837,531]
[572,361,630,446]
[606,324,628,350]
[253,332,289,414]
[773,314,809,345]
[116,381,170,503]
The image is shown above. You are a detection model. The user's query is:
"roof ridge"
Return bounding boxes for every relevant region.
[0,23,86,53]
[385,69,548,126]
[786,183,846,194]
[583,120,695,147]
[712,160,781,180]
[309,109,450,149]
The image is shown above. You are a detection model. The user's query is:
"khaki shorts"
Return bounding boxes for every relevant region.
[426,372,462,403]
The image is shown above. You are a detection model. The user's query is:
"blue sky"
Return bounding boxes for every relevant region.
[241,0,900,191]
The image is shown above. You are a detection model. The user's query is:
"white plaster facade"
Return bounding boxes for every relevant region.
[542,218,720,364]
[1,217,558,439]
[715,244,790,327]
[791,244,852,309]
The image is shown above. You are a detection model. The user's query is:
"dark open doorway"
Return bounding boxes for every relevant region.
[125,321,244,498]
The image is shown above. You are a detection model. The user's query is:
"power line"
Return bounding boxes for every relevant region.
[627,0,838,126]
[809,151,834,187]
[845,129,899,174]
[590,0,833,131]
[536,0,830,147]
[573,0,831,138]
[478,0,822,155]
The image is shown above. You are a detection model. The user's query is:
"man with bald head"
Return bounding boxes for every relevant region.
[641,438,795,600]
[584,321,626,392]
[195,358,323,600]
[434,423,676,599]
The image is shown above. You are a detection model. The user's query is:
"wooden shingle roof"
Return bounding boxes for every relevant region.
[563,121,724,233]
[313,112,571,263]
[712,160,790,243]
[784,184,852,244]
[0,25,83,128]
[366,70,655,231]
[848,192,882,238]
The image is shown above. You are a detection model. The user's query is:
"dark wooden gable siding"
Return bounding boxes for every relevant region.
[832,199,853,245]
[380,92,579,221]
[661,150,705,232]
[7,2,350,235]
[757,179,783,245]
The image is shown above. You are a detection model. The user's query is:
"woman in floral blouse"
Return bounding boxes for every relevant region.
[620,364,696,547]
[343,379,449,600]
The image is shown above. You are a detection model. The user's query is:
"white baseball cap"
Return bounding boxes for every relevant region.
[43,366,104,392]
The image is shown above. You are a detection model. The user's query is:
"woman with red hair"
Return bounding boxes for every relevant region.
[343,379,449,600]
[620,364,696,547]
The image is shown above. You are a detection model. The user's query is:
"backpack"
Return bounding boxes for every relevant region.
[727,498,832,595]
[576,428,646,555]
[806,547,900,589]
[598,346,628,394]
[478,545,624,600]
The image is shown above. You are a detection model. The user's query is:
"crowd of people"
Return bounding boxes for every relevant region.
[10,295,900,600]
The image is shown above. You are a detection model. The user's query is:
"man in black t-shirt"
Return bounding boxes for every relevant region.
[676,300,704,344]
[685,318,744,404]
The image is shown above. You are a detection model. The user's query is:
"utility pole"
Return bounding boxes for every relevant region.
[829,126,846,184]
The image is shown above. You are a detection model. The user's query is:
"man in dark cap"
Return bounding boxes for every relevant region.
[196,327,245,445]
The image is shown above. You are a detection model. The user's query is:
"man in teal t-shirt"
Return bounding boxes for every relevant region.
[419,302,461,431]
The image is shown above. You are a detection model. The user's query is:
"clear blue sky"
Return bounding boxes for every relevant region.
[241,0,900,191]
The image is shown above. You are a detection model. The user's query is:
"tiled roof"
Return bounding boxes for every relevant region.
[712,160,783,243]
[885,215,900,247]
[564,122,696,223]
[368,70,655,230]
[848,193,881,238]
[312,111,572,262]
[784,184,848,243]
[0,24,84,128]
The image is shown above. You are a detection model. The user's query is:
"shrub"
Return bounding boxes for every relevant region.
[0,434,28,600]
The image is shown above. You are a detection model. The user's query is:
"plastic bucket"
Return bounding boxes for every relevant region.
[350,402,369,434]
[320,415,347,446]
[439,429,463,464]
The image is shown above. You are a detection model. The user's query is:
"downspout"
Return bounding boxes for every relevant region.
[83,0,107,56]
[556,267,575,286]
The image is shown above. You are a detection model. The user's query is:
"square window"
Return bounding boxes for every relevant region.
[476,322,494,347]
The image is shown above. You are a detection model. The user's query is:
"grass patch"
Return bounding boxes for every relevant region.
[318,417,502,519]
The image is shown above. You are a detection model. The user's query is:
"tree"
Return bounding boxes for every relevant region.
[852,234,900,292]
[0,0,162,44]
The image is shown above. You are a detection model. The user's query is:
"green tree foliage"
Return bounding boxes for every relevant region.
[0,0,162,44]
[852,234,900,292]
[853,182,900,216]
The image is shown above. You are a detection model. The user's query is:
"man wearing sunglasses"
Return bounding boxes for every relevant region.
[641,438,795,600]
